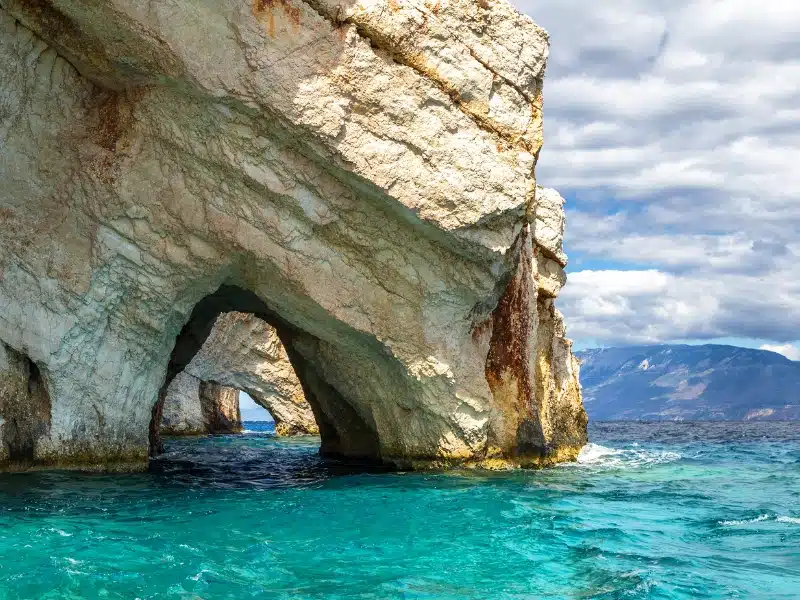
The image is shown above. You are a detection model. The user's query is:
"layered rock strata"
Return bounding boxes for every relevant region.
[0,0,587,471]
[160,312,317,436]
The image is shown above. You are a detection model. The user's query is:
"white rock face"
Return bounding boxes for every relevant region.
[160,372,207,435]
[0,0,587,470]
[162,312,318,436]
[534,188,569,267]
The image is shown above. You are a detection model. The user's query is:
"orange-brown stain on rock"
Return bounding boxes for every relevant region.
[85,89,142,184]
[483,228,544,457]
[425,0,442,15]
[94,92,124,151]
[484,228,534,417]
[252,0,302,37]
[471,316,492,344]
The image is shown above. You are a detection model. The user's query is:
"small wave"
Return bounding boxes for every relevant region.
[719,514,800,526]
[719,514,771,526]
[566,443,681,469]
[190,569,211,582]
[577,443,623,464]
[46,528,72,537]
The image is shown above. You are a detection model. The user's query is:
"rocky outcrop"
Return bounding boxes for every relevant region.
[0,0,587,471]
[160,372,242,435]
[160,372,207,436]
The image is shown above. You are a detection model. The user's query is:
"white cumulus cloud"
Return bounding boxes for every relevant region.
[512,0,800,348]
[759,344,800,361]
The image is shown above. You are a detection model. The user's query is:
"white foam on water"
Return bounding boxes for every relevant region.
[719,514,771,526]
[719,514,800,526]
[565,443,681,470]
[577,443,623,464]
[626,579,655,597]
[47,528,72,537]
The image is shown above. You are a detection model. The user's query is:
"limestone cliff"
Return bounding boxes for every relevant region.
[160,372,208,436]
[161,312,318,436]
[0,0,587,470]
[199,382,242,434]
[160,372,243,436]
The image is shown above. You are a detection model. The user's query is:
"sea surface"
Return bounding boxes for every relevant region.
[0,421,798,599]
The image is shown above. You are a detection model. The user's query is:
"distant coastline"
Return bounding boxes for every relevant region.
[576,344,800,421]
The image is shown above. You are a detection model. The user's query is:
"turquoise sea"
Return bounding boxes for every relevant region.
[0,421,798,599]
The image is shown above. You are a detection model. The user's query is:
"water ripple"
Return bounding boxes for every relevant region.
[0,421,797,599]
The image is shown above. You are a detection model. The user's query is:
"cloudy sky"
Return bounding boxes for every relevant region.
[509,0,800,360]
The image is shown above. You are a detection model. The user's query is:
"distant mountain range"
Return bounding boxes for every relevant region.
[575,344,800,421]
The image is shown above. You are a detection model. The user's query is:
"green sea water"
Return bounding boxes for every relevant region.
[0,421,798,599]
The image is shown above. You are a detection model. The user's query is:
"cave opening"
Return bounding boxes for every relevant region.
[238,391,273,424]
[148,285,378,462]
[0,348,52,465]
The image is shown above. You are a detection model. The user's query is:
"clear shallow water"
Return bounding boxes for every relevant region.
[0,422,798,599]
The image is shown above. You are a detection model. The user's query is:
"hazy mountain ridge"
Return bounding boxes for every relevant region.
[576,345,800,421]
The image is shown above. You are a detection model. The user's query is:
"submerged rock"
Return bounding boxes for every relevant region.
[0,0,587,470]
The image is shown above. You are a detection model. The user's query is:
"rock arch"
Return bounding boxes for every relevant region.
[160,311,317,437]
[154,295,356,455]
[0,0,587,471]
[151,284,401,462]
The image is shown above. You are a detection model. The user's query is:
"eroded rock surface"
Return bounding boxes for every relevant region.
[199,381,242,434]
[0,0,587,470]
[0,344,51,466]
